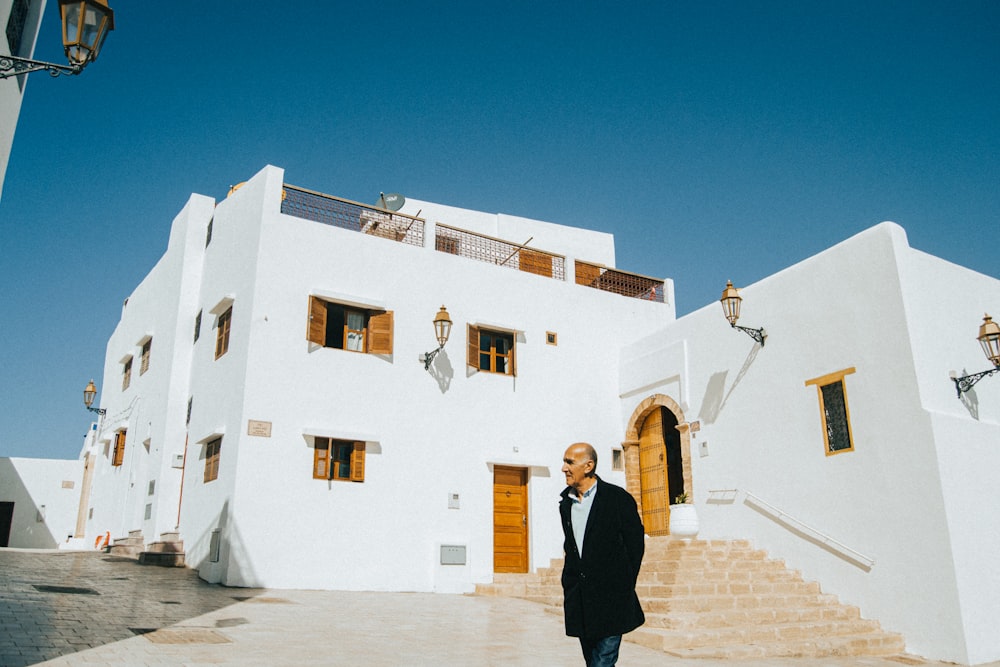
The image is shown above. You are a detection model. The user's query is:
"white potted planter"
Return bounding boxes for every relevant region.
[670,493,699,538]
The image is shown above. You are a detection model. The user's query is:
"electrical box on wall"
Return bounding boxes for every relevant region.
[440,544,467,565]
[172,453,184,468]
[448,492,460,509]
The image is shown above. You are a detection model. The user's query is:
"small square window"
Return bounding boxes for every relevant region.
[546,331,558,346]
[194,310,202,343]
[467,325,516,376]
[313,437,365,482]
[611,448,624,471]
[805,368,857,455]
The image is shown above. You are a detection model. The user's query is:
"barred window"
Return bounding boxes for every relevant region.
[805,368,856,455]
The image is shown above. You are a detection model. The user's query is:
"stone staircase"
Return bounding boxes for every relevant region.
[138,531,186,567]
[108,529,144,559]
[475,537,907,660]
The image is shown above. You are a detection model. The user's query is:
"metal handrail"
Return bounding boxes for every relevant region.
[707,488,875,570]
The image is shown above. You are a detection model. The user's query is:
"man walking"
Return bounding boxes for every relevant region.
[559,442,645,666]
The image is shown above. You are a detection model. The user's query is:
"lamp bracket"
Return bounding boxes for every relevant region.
[732,324,767,347]
[86,406,107,416]
[0,55,83,79]
[421,346,443,370]
[952,367,1000,398]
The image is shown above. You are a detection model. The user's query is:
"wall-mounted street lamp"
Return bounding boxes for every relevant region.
[420,306,453,370]
[83,379,106,415]
[720,280,766,346]
[0,0,114,79]
[950,314,1000,397]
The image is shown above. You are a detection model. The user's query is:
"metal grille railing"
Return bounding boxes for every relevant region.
[281,185,425,247]
[575,260,665,303]
[434,224,566,281]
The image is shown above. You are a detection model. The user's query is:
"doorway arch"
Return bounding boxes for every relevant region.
[621,394,693,536]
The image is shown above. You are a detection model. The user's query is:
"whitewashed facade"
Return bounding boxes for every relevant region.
[65,164,1000,665]
[81,164,674,594]
[618,222,1000,665]
[0,456,81,548]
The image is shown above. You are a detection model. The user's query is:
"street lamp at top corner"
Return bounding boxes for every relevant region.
[950,314,1000,397]
[0,0,114,80]
[719,280,767,347]
[83,379,106,415]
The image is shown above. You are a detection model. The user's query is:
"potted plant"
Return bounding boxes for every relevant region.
[669,493,699,538]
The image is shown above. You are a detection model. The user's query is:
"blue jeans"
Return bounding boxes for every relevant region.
[579,635,622,667]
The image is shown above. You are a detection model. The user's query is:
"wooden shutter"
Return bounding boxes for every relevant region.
[307,296,327,345]
[467,324,480,371]
[367,310,394,354]
[313,437,330,479]
[509,335,517,377]
[575,260,601,286]
[519,249,553,277]
[112,431,126,466]
[350,442,366,482]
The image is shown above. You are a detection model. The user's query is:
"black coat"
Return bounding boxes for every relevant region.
[559,477,645,639]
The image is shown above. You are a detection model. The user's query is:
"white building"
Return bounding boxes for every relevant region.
[81,165,674,595]
[617,222,1000,666]
[61,164,1000,664]
[0,0,46,200]
[0,455,82,548]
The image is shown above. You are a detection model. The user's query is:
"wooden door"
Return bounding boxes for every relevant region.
[638,408,670,535]
[493,466,528,573]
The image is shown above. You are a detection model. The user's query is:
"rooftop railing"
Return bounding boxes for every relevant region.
[434,223,567,281]
[281,185,425,248]
[575,260,665,303]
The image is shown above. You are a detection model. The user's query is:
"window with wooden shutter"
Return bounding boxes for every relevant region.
[140,339,152,375]
[367,311,393,354]
[215,307,232,359]
[468,326,516,375]
[112,430,127,467]
[313,437,365,482]
[313,437,331,479]
[350,443,365,482]
[204,438,221,482]
[307,296,327,345]
[122,357,132,391]
[467,324,480,371]
[307,296,391,355]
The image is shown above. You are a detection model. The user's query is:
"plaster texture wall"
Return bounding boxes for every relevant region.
[0,457,82,548]
[618,222,1000,665]
[88,165,676,596]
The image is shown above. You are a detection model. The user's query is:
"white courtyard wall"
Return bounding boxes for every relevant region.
[618,222,1000,665]
[895,248,1000,665]
[0,457,81,548]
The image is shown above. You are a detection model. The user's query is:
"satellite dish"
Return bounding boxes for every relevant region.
[376,192,405,212]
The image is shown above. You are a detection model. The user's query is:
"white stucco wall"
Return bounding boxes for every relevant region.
[618,222,1000,665]
[0,457,82,548]
[89,165,675,595]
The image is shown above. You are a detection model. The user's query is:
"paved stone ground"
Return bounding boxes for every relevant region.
[2,548,995,667]
[0,549,262,666]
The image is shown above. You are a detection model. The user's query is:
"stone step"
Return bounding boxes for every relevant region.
[158,531,180,542]
[640,617,882,646]
[644,604,861,630]
[145,540,184,553]
[634,630,907,659]
[138,551,186,567]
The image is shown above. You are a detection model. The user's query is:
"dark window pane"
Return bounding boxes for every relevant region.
[820,381,852,452]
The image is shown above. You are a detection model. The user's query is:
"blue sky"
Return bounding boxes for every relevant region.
[1,1,998,460]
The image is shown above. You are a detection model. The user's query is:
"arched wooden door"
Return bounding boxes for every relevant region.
[638,409,669,535]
